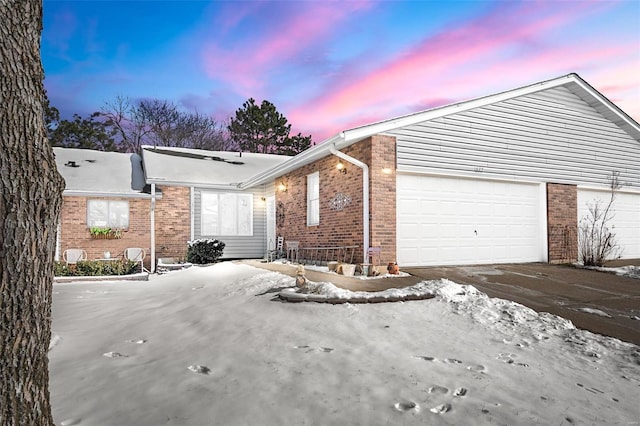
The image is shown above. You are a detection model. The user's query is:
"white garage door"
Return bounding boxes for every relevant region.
[397,175,546,266]
[577,189,640,259]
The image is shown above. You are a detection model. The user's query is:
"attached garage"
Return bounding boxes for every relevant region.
[397,174,546,266]
[577,188,640,259]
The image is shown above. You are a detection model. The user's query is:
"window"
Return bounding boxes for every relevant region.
[201,192,253,236]
[87,200,129,228]
[307,172,319,226]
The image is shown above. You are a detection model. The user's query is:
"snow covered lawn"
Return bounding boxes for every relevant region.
[49,262,640,425]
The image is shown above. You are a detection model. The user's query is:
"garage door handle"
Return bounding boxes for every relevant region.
[474,230,478,235]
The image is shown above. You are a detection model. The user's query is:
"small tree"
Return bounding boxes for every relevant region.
[578,171,623,266]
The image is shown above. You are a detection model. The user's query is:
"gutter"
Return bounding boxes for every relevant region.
[329,143,369,263]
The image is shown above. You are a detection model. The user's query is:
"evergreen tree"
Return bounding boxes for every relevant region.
[228,98,312,155]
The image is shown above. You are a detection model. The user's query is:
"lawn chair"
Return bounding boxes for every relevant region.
[63,248,87,265]
[267,236,284,262]
[286,240,300,263]
[124,247,147,272]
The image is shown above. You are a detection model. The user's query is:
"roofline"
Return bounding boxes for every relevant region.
[145,178,248,190]
[62,190,156,199]
[239,74,640,189]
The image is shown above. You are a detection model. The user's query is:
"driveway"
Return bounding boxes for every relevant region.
[405,261,640,346]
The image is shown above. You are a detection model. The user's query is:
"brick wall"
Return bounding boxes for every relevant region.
[59,196,151,265]
[59,185,191,269]
[547,183,578,263]
[155,186,191,261]
[276,135,397,265]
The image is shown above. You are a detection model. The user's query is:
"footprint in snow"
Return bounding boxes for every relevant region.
[320,347,334,353]
[428,385,449,394]
[413,355,436,362]
[103,352,127,358]
[394,401,419,412]
[125,339,146,344]
[430,403,451,414]
[467,364,486,372]
[444,358,462,364]
[188,365,211,375]
[60,419,81,426]
[453,387,467,397]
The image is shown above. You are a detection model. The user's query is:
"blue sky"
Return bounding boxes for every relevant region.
[42,0,640,142]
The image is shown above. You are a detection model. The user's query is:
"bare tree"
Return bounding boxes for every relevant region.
[578,171,623,266]
[101,96,151,153]
[1,1,65,424]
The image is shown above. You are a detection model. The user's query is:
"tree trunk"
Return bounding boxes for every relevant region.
[0,1,64,425]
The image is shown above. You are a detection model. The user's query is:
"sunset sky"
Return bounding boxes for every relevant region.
[42,0,640,143]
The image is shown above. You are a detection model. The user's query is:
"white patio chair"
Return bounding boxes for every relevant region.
[63,248,87,265]
[267,236,284,262]
[124,247,147,272]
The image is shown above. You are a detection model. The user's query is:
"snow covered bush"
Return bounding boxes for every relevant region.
[186,239,225,264]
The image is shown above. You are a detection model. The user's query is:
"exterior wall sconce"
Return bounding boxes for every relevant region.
[260,196,266,202]
[382,167,393,174]
[336,161,347,174]
[278,182,287,192]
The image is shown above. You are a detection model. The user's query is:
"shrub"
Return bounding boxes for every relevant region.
[54,259,139,277]
[186,238,225,264]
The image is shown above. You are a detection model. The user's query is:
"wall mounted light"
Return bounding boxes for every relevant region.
[381,167,393,174]
[336,161,347,174]
[260,196,267,202]
[277,182,287,192]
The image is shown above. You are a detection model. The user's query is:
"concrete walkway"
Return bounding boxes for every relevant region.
[245,259,640,346]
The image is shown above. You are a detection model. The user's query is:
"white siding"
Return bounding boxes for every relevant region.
[577,188,640,259]
[390,87,640,190]
[193,185,268,258]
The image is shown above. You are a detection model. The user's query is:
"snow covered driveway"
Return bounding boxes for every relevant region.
[50,262,640,425]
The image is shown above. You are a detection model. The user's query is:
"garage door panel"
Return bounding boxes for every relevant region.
[397,175,544,266]
[578,190,640,259]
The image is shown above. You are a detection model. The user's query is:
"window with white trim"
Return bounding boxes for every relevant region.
[307,172,319,226]
[87,200,129,228]
[201,192,253,236]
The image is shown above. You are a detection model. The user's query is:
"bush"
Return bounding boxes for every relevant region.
[54,259,139,277]
[186,238,225,264]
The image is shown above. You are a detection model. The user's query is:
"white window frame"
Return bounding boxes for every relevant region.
[307,172,320,226]
[201,191,253,236]
[87,199,129,228]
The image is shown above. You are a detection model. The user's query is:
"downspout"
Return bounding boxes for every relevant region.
[329,143,369,263]
[150,183,156,273]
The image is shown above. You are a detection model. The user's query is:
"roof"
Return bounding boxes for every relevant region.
[54,148,147,197]
[240,73,640,189]
[141,146,291,189]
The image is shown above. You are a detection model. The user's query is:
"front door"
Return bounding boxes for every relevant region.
[266,196,276,252]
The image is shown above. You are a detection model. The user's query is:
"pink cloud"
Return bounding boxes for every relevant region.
[200,1,374,96]
[288,1,632,141]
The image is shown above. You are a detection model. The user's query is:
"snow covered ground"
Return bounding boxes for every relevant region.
[49,262,640,425]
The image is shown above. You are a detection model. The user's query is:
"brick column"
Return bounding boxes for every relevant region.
[369,135,397,265]
[547,183,577,263]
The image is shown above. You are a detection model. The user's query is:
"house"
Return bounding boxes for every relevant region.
[54,148,154,267]
[55,147,290,271]
[56,73,640,270]
[242,73,640,267]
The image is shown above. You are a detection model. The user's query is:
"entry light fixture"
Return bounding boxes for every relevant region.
[382,167,393,174]
[336,161,347,174]
[278,182,287,192]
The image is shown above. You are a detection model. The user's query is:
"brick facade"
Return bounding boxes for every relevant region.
[276,135,397,265]
[58,185,191,269]
[547,183,578,263]
[155,186,191,261]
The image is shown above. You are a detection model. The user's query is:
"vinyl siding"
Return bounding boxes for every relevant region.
[193,185,268,258]
[390,87,640,190]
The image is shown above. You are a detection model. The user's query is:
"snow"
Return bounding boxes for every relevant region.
[583,264,640,279]
[50,262,640,425]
